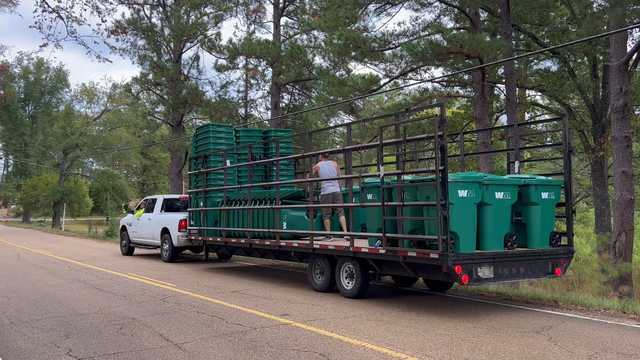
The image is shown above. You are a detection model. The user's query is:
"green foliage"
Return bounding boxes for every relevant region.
[19,173,92,218]
[89,169,130,216]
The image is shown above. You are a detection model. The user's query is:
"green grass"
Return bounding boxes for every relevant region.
[2,218,118,242]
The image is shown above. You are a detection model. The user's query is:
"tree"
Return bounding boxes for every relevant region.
[19,173,92,219]
[89,169,130,217]
[34,0,231,193]
[607,0,638,298]
[0,54,70,222]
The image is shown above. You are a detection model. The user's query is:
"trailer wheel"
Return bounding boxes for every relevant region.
[216,249,233,262]
[391,275,419,288]
[335,258,369,298]
[307,256,335,292]
[160,233,178,263]
[424,279,454,293]
[120,230,135,256]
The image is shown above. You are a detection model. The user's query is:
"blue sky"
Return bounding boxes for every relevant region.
[0,0,140,85]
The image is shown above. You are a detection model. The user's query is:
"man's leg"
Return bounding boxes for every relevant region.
[333,192,348,234]
[338,215,347,233]
[323,218,332,232]
[320,193,332,234]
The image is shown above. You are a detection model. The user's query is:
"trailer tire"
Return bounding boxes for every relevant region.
[216,249,233,262]
[424,279,454,293]
[160,233,178,263]
[391,275,419,288]
[120,230,135,256]
[335,258,369,298]
[307,256,335,292]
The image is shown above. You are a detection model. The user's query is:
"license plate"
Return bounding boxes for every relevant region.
[477,265,495,279]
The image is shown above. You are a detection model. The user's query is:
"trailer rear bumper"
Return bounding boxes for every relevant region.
[453,247,574,284]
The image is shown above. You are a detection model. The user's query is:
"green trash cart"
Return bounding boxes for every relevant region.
[507,174,563,249]
[477,175,522,251]
[361,178,397,246]
[445,173,485,253]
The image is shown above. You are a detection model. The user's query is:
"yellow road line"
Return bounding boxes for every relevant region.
[0,238,418,360]
[126,273,176,287]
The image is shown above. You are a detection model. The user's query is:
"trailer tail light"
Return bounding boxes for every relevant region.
[553,267,563,277]
[460,274,470,285]
[178,218,188,232]
[453,264,463,275]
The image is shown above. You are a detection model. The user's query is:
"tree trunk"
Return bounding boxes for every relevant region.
[52,166,66,230]
[269,0,283,128]
[469,4,493,173]
[590,133,612,257]
[607,2,635,299]
[21,209,32,224]
[168,123,186,194]
[499,0,519,171]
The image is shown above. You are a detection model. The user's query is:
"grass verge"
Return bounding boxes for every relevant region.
[1,220,118,242]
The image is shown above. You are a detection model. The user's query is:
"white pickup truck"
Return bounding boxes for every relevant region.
[119,194,202,262]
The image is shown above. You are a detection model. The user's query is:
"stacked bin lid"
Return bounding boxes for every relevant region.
[235,128,266,185]
[263,129,295,184]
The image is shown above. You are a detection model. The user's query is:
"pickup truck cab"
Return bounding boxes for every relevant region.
[119,194,202,262]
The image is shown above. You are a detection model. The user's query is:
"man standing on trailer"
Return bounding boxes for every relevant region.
[312,152,348,237]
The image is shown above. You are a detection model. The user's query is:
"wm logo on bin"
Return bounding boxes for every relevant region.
[494,192,512,200]
[457,189,474,198]
[541,192,555,200]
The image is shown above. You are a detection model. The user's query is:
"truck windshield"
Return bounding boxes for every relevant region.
[161,198,189,212]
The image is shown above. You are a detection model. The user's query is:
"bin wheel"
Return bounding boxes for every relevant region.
[549,232,562,247]
[335,258,369,298]
[391,275,419,288]
[307,256,335,292]
[424,279,454,293]
[216,249,233,262]
[504,232,518,250]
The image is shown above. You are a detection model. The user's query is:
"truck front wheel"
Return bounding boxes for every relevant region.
[335,258,369,298]
[120,230,135,256]
[307,256,335,292]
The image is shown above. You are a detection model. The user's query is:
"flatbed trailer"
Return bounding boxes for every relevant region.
[187,103,575,298]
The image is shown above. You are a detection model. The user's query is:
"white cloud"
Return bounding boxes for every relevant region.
[0,0,139,86]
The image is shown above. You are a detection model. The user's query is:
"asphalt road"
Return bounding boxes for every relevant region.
[0,225,638,360]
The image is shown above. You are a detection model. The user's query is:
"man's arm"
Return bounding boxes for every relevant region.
[311,163,319,176]
[333,161,341,176]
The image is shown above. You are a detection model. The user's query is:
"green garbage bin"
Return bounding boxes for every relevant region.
[361,178,397,246]
[342,186,366,234]
[391,176,429,248]
[506,174,563,249]
[477,175,522,251]
[445,172,485,253]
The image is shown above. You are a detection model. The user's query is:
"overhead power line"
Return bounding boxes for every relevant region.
[242,22,640,127]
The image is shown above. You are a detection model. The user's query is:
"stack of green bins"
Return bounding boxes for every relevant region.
[506,174,563,249]
[235,128,266,185]
[190,123,237,237]
[263,129,295,186]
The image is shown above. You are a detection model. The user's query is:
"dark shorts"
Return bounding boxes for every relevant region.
[319,192,344,220]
